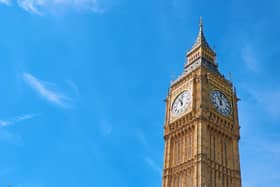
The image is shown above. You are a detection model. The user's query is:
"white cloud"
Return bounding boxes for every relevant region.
[66,80,80,96]
[241,44,260,73]
[0,120,10,127]
[0,114,36,146]
[17,0,44,15]
[23,73,72,108]
[15,114,36,121]
[145,157,161,175]
[0,113,36,128]
[17,0,104,15]
[136,129,149,148]
[0,0,11,5]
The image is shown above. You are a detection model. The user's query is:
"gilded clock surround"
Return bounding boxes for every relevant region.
[170,80,193,121]
[210,90,232,117]
[171,90,192,117]
[162,18,242,187]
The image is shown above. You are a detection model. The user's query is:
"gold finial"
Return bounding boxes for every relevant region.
[199,16,203,31]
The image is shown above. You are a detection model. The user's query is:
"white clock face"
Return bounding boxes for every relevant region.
[210,90,231,116]
[171,90,192,117]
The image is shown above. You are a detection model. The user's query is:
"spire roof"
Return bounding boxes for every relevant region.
[186,17,216,65]
[191,17,214,53]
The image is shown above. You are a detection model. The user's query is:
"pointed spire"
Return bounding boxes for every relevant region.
[199,16,203,32]
[186,17,216,66]
[192,16,212,50]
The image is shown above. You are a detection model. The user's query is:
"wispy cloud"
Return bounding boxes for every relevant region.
[145,157,161,175]
[23,73,72,108]
[15,114,36,121]
[17,0,104,15]
[241,44,260,73]
[66,80,80,97]
[0,0,11,5]
[136,129,149,148]
[0,113,36,128]
[17,0,44,15]
[0,120,10,127]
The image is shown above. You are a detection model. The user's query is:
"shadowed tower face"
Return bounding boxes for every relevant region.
[162,18,242,187]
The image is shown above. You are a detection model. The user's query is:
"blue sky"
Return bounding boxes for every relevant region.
[0,0,279,186]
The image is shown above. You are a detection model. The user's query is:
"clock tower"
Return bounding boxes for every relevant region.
[162,18,242,187]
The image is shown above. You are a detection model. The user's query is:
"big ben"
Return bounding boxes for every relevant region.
[162,18,242,187]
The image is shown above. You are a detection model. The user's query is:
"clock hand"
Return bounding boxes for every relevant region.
[179,98,183,106]
[219,98,223,106]
[219,93,223,106]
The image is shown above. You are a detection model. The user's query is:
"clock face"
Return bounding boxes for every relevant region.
[171,90,192,117]
[210,90,231,116]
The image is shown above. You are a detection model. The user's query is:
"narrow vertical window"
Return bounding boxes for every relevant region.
[178,174,181,187]
[176,140,179,165]
[221,139,223,165]
[190,132,192,158]
[210,134,212,159]
[224,142,227,167]
[213,135,216,161]
[174,139,176,166]
[180,136,183,163]
[186,133,189,160]
[185,171,188,187]
[225,141,228,187]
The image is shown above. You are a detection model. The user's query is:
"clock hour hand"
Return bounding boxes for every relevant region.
[177,97,183,106]
[218,93,223,106]
[180,99,183,106]
[219,98,223,106]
